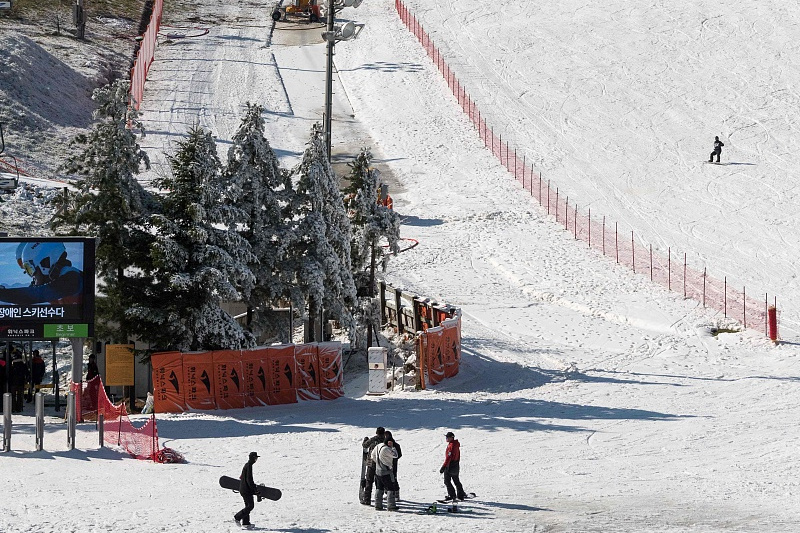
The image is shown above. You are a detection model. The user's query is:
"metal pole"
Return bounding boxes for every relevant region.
[324,0,336,161]
[67,391,76,450]
[35,392,44,451]
[52,340,60,412]
[98,412,104,448]
[3,393,11,452]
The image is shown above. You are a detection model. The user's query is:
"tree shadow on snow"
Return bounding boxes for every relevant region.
[399,214,444,227]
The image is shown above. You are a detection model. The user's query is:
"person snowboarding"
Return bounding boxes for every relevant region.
[234,451,261,529]
[709,136,724,163]
[360,426,385,505]
[371,433,399,511]
[439,431,468,502]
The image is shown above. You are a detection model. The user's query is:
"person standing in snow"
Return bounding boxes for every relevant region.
[9,348,30,413]
[86,353,99,381]
[27,349,46,402]
[383,430,402,501]
[371,433,399,511]
[234,451,261,529]
[440,431,468,501]
[360,426,385,505]
[709,136,724,163]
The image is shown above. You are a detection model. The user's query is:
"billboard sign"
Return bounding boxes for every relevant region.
[0,237,96,339]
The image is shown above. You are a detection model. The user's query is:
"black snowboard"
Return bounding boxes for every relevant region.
[219,475,282,501]
[437,492,476,503]
[358,439,369,502]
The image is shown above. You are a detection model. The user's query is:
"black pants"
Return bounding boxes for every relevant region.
[710,149,721,163]
[362,463,376,503]
[444,470,466,500]
[234,493,255,525]
[11,386,25,412]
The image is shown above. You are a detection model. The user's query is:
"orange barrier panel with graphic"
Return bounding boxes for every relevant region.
[294,344,321,401]
[266,345,297,405]
[212,350,245,410]
[182,352,216,410]
[241,348,271,407]
[318,342,344,400]
[442,319,460,378]
[151,351,186,413]
[426,327,446,385]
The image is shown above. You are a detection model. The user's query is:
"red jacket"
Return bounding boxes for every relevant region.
[442,439,461,469]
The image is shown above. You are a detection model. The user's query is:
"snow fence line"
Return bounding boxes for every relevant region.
[129,0,164,110]
[149,343,345,413]
[378,281,462,389]
[394,0,780,340]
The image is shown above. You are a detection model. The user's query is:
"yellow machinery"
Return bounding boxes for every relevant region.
[272,0,322,23]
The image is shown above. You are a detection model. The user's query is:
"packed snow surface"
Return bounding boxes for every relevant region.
[2,1,800,532]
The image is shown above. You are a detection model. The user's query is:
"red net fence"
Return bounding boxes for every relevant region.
[394,0,779,337]
[130,0,164,110]
[72,376,170,462]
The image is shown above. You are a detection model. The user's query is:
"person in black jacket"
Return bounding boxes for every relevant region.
[383,430,402,502]
[360,426,385,505]
[234,452,260,528]
[9,348,30,413]
[27,349,46,402]
[709,136,724,163]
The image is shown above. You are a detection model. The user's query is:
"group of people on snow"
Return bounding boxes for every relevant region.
[1,346,46,413]
[360,426,469,511]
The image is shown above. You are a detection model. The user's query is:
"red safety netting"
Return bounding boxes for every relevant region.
[419,311,461,389]
[395,0,779,337]
[72,376,181,463]
[130,0,164,110]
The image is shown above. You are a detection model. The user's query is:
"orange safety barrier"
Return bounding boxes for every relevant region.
[130,0,164,110]
[150,343,343,412]
[418,312,461,388]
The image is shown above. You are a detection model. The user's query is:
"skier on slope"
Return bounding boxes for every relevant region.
[709,136,724,163]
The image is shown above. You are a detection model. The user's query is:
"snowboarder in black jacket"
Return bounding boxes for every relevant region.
[360,426,385,505]
[709,136,724,163]
[234,451,260,528]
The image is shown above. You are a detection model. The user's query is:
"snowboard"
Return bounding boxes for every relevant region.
[437,492,476,503]
[419,501,475,514]
[219,475,282,501]
[358,439,369,503]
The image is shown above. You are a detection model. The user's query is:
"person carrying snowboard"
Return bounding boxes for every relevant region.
[360,426,385,505]
[371,433,399,511]
[234,451,261,529]
[709,136,724,163]
[440,431,468,502]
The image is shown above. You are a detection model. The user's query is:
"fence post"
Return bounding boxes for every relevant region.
[703,267,707,307]
[564,195,568,228]
[35,392,44,451]
[724,276,727,317]
[98,412,104,448]
[684,253,687,298]
[631,231,635,273]
[394,288,404,334]
[743,286,746,328]
[668,247,671,290]
[650,244,653,281]
[379,280,387,325]
[615,222,619,263]
[2,393,10,452]
[574,204,577,239]
[588,208,591,247]
[603,216,606,255]
[67,391,76,450]
[555,188,559,222]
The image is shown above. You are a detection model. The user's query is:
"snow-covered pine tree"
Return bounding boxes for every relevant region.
[137,125,256,351]
[342,148,401,349]
[287,124,357,340]
[54,79,155,343]
[225,103,295,340]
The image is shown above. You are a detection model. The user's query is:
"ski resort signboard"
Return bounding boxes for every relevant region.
[0,237,96,339]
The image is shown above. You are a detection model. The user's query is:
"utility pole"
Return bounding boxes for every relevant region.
[323,0,335,161]
[74,0,86,40]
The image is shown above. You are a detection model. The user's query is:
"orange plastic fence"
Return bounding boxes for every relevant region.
[150,343,344,413]
[419,312,461,388]
[395,0,777,335]
[130,0,164,110]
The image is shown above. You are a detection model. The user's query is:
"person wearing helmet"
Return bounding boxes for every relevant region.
[0,241,84,305]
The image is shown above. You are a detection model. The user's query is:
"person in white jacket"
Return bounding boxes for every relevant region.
[371,435,399,511]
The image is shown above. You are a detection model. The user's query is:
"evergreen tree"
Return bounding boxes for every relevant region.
[287,124,357,339]
[54,79,155,343]
[342,148,401,349]
[225,103,295,339]
[134,125,256,351]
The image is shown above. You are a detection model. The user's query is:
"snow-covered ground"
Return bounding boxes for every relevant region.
[3,1,800,532]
